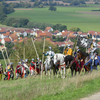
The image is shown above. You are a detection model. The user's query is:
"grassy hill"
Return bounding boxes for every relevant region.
[1,58,100,100]
[1,68,100,100]
[7,6,100,32]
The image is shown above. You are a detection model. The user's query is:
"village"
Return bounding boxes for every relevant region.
[0,26,100,49]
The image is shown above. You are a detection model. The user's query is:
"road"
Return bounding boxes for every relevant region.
[80,92,100,100]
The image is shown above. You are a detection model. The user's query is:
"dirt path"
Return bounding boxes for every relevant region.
[80,92,100,100]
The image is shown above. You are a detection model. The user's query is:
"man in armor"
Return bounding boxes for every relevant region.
[74,46,81,57]
[0,64,3,80]
[36,58,40,74]
[16,62,22,79]
[90,42,98,66]
[43,46,55,58]
[30,58,35,75]
[64,44,73,56]
[10,62,14,80]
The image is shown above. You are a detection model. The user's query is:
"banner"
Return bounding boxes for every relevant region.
[77,36,93,48]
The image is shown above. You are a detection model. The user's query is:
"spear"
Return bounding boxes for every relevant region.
[72,32,79,56]
[41,37,45,78]
[1,49,7,67]
[63,31,69,54]
[5,47,10,64]
[31,37,39,59]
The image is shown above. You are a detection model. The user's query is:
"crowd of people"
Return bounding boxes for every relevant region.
[0,40,99,80]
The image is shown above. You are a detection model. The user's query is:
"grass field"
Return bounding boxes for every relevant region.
[7,6,100,32]
[1,68,100,100]
[1,58,100,100]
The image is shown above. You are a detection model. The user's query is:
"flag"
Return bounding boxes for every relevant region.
[77,36,93,48]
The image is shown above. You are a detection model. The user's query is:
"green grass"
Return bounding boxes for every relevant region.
[1,66,100,100]
[7,6,100,32]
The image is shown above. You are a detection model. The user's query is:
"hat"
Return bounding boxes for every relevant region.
[40,60,42,62]
[0,64,2,66]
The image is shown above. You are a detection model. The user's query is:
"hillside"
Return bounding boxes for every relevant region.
[1,69,100,100]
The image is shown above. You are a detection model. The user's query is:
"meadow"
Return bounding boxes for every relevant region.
[1,57,100,100]
[1,66,100,100]
[7,6,100,32]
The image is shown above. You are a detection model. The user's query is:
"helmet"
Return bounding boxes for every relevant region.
[32,58,34,61]
[76,46,79,49]
[37,58,39,60]
[49,46,52,50]
[40,60,42,62]
[0,64,2,66]
[10,62,13,65]
[93,42,97,47]
[25,59,28,63]
[67,44,71,47]
[22,60,25,63]
[18,62,21,65]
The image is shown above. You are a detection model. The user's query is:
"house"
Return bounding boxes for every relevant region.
[20,31,28,37]
[97,31,100,35]
[55,42,66,47]
[92,35,100,41]
[46,32,52,38]
[61,31,68,38]
[68,31,76,38]
[45,27,53,32]
[9,32,18,41]
[88,31,95,36]
[0,34,7,39]
[80,33,87,37]
[0,38,12,45]
[53,30,60,36]
[13,39,18,43]
[30,31,37,37]
[33,28,39,32]
[26,29,32,33]
[10,29,16,33]
[37,32,47,37]
[0,28,6,34]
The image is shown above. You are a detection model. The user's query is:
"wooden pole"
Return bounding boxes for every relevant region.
[31,37,39,59]
[23,48,25,60]
[63,32,69,54]
[1,50,7,67]
[5,47,10,64]
[41,37,45,78]
[72,33,79,56]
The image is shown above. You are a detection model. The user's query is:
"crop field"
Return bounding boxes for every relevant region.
[7,6,100,32]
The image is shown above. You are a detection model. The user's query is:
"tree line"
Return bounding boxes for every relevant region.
[0,2,14,22]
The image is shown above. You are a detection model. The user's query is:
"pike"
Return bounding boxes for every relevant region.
[63,31,69,54]
[41,37,45,78]
[31,37,39,59]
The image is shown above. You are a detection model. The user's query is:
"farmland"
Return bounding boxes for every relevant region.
[7,6,100,32]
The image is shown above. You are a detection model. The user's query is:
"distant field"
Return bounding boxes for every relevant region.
[7,6,100,32]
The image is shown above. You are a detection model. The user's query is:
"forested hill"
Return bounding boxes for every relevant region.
[30,0,97,3]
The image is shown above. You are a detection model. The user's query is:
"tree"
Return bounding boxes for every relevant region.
[49,5,57,11]
[70,0,80,6]
[19,18,29,27]
[53,24,67,31]
[95,2,99,4]
[0,12,7,22]
[69,27,81,32]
